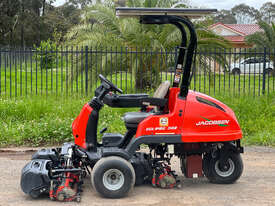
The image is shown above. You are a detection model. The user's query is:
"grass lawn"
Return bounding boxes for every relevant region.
[1,67,274,97]
[0,92,274,147]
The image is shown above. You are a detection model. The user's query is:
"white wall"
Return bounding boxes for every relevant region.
[211,25,240,36]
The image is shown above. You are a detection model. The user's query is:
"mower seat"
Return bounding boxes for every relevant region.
[123,112,151,129]
[123,81,170,129]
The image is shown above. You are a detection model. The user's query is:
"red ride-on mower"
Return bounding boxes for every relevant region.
[21,8,243,201]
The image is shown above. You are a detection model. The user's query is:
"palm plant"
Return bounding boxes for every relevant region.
[66,0,231,89]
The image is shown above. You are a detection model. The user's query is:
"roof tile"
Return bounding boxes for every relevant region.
[224,24,262,35]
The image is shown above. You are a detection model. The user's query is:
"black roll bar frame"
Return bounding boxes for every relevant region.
[140,15,197,98]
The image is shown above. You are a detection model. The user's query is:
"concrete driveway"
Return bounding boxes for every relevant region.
[0,146,275,206]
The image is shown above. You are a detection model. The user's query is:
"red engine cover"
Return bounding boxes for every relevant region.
[181,91,242,142]
[136,88,242,143]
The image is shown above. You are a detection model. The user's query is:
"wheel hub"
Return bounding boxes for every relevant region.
[102,169,125,191]
[215,158,235,177]
[220,162,230,172]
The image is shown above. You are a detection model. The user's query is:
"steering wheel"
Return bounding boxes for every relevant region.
[99,74,123,94]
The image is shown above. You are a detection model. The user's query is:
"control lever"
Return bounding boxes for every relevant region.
[100,127,107,134]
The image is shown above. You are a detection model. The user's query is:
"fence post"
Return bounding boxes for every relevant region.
[85,45,88,95]
[262,47,267,95]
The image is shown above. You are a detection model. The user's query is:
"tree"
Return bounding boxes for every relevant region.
[66,1,231,89]
[114,0,126,7]
[0,0,82,47]
[231,4,260,24]
[67,0,94,9]
[67,1,230,50]
[260,2,275,24]
[213,10,237,24]
[42,3,81,45]
[245,21,275,49]
[0,0,20,46]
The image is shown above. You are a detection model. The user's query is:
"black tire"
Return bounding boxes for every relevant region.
[265,68,273,76]
[206,152,243,184]
[232,68,240,75]
[202,153,211,178]
[91,156,136,198]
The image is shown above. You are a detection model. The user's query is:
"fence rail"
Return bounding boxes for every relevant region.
[0,47,274,98]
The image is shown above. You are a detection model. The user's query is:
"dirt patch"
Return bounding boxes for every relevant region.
[0,146,275,206]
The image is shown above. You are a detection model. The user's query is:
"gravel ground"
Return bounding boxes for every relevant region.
[0,146,275,206]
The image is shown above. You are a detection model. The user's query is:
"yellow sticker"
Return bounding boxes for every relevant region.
[159,117,168,126]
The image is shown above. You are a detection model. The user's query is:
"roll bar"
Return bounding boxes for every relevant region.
[140,15,195,97]
[116,8,217,98]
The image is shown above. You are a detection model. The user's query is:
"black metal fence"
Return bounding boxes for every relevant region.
[0,47,274,98]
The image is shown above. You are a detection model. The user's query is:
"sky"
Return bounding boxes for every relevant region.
[54,0,275,10]
[193,0,275,10]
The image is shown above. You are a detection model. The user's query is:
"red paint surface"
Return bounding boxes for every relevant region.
[136,88,242,142]
[72,88,242,147]
[72,103,93,149]
[136,88,185,137]
[181,90,242,142]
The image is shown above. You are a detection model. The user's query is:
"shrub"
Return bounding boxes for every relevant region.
[34,39,57,70]
[0,93,274,147]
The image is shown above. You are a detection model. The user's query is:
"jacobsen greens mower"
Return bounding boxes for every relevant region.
[21,8,244,201]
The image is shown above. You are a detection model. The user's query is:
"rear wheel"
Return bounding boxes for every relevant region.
[91,156,135,198]
[202,153,211,178]
[232,68,240,75]
[206,152,243,184]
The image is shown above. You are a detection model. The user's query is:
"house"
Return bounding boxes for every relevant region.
[209,23,262,48]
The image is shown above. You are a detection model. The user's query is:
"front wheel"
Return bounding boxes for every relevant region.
[265,68,273,76]
[205,153,243,184]
[91,156,136,198]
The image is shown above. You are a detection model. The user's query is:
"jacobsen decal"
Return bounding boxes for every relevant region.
[196,116,229,127]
